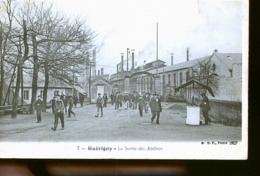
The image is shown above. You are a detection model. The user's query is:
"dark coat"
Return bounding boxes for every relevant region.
[149,98,162,112]
[35,99,43,112]
[200,96,210,112]
[69,98,73,107]
[138,97,146,107]
[96,96,104,107]
[54,100,64,113]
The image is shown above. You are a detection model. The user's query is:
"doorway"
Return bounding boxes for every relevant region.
[97,85,104,97]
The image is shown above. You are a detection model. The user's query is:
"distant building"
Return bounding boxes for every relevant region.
[110,59,166,94]
[109,49,242,102]
[90,68,111,102]
[12,73,84,104]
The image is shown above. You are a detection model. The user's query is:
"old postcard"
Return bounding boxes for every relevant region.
[0,0,248,159]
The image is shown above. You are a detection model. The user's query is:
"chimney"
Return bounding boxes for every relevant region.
[98,70,100,76]
[121,53,124,72]
[127,48,129,71]
[131,49,135,70]
[186,48,189,62]
[101,68,104,75]
[171,53,174,65]
[117,64,118,73]
[214,49,218,53]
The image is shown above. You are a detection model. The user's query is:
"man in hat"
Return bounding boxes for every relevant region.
[149,93,162,124]
[52,95,65,131]
[200,92,211,125]
[138,94,146,117]
[95,93,103,117]
[34,95,43,123]
[50,96,56,114]
[144,92,151,113]
[68,96,76,117]
[79,94,84,107]
[103,93,108,107]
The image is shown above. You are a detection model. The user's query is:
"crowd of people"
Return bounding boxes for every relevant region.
[34,93,84,131]
[99,91,162,124]
[34,90,211,131]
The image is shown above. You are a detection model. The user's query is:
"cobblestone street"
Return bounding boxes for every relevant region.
[0,102,241,142]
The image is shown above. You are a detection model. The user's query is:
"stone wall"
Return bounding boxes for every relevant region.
[193,98,242,126]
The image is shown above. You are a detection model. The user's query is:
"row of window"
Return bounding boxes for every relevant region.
[166,71,190,86]
[137,71,190,90]
[23,90,60,100]
[137,77,154,93]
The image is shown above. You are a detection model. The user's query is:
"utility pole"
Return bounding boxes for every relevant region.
[156,22,158,75]
[89,63,92,104]
[86,52,89,96]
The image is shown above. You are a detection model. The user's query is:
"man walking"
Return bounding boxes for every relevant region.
[103,93,108,107]
[144,92,151,113]
[200,92,211,125]
[79,94,84,107]
[149,93,162,124]
[138,95,146,117]
[73,95,78,107]
[50,96,56,114]
[35,95,43,123]
[124,93,130,110]
[110,92,114,105]
[68,96,76,117]
[52,95,65,131]
[95,93,103,117]
[115,92,120,110]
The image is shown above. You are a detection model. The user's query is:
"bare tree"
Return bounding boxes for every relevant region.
[192,57,219,97]
[0,0,97,118]
[0,0,15,106]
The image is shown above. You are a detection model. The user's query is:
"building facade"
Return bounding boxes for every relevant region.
[109,50,242,102]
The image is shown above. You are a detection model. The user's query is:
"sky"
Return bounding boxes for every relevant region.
[43,0,244,75]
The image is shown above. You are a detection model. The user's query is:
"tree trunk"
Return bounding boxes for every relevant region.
[21,20,29,107]
[30,33,38,114]
[21,67,23,106]
[42,61,49,112]
[11,47,22,118]
[3,58,18,105]
[0,23,3,106]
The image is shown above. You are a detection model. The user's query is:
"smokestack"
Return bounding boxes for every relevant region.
[127,48,129,71]
[117,64,118,73]
[186,48,189,62]
[171,53,174,65]
[121,53,124,72]
[131,49,135,70]
[98,70,100,76]
[101,68,104,75]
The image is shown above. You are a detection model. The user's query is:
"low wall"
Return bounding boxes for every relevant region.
[193,98,242,127]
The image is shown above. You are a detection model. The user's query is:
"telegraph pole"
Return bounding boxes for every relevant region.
[89,63,92,104]
[156,22,158,75]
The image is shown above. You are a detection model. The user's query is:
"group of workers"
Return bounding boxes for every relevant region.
[96,91,162,124]
[34,90,211,131]
[34,93,82,131]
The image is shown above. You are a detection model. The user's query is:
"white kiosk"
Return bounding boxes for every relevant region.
[186,106,200,125]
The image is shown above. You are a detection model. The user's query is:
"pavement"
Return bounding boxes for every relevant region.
[0,102,241,142]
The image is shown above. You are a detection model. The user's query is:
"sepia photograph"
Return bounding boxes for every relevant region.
[0,0,248,159]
